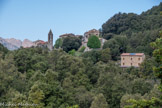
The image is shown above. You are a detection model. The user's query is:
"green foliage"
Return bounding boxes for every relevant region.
[100,48,111,63]
[151,31,162,85]
[74,51,82,57]
[11,91,27,108]
[54,38,63,49]
[28,82,45,107]
[0,55,26,102]
[139,57,157,78]
[102,3,162,35]
[102,33,114,40]
[120,94,142,108]
[103,38,120,60]
[151,30,162,92]
[131,78,153,95]
[103,29,160,60]
[90,93,109,108]
[67,105,79,108]
[0,43,8,58]
[103,35,128,60]
[68,49,76,56]
[74,86,94,108]
[0,4,162,108]
[125,98,162,108]
[0,43,8,53]
[78,46,86,52]
[121,84,162,108]
[87,35,101,48]
[124,30,162,107]
[13,47,49,74]
[62,37,82,52]
[0,46,160,108]
[101,3,162,59]
[102,12,139,35]
[81,50,101,64]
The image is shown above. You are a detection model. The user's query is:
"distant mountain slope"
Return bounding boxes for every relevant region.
[0,37,19,50]
[0,37,34,50]
[5,38,22,48]
[22,39,34,48]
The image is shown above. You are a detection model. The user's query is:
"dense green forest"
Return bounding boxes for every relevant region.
[101,3,162,60]
[0,3,162,108]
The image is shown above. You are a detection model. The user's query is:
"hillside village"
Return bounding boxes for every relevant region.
[34,28,146,67]
[56,29,106,52]
[0,2,161,108]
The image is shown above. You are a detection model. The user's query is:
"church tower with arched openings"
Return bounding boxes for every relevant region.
[48,29,53,50]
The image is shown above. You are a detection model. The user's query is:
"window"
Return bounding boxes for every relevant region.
[123,58,125,60]
[123,63,125,66]
[131,58,133,60]
[131,63,133,66]
[138,58,140,61]
[138,63,141,66]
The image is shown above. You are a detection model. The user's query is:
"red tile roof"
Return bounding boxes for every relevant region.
[59,33,75,37]
[121,53,144,56]
[84,29,99,35]
[38,40,46,44]
[35,40,47,45]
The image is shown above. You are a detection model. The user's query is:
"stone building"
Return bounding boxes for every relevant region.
[59,33,75,38]
[82,29,106,52]
[47,29,53,50]
[121,53,145,67]
[33,29,53,50]
[83,29,100,42]
[57,29,106,52]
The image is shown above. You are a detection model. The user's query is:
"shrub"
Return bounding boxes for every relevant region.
[68,49,76,56]
[87,35,101,48]
[79,46,86,52]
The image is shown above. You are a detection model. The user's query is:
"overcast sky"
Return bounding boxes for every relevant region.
[0,0,161,43]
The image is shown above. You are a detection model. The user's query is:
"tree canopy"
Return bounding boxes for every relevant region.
[0,3,162,108]
[62,37,82,52]
[87,35,101,49]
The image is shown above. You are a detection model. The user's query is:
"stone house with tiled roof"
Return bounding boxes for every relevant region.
[59,33,75,38]
[121,53,145,67]
[82,29,106,52]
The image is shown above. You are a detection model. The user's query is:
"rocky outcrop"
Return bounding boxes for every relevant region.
[0,37,19,50]
[22,39,34,48]
[5,38,22,48]
[0,37,34,50]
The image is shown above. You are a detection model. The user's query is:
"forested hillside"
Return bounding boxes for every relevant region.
[102,3,162,60]
[102,3,162,35]
[0,3,161,108]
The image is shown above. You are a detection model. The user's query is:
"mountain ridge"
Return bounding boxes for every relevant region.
[0,37,34,50]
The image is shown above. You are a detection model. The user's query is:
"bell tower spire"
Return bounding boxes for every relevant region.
[48,29,53,50]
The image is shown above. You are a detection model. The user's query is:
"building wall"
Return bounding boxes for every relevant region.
[79,29,107,52]
[81,35,106,52]
[48,31,53,51]
[84,29,100,39]
[121,55,145,67]
[81,42,92,52]
[47,43,53,51]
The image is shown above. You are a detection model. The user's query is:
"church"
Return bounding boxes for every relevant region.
[33,29,53,50]
[47,29,53,50]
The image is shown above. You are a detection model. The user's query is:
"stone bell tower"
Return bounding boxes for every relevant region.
[48,29,53,50]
